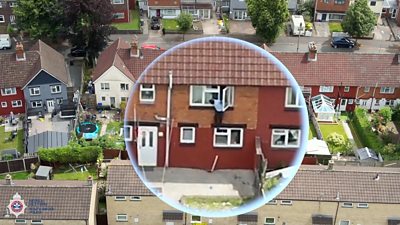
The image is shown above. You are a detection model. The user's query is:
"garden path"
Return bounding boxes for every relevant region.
[342,121,358,152]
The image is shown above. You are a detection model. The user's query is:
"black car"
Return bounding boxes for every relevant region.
[150,16,161,30]
[331,37,356,49]
[70,46,87,57]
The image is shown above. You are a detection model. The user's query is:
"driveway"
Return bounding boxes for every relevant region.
[202,17,220,35]
[229,21,256,35]
[313,22,330,37]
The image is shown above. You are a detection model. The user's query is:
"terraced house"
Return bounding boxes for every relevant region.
[106,159,400,225]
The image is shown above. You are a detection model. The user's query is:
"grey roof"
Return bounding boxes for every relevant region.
[35,166,53,177]
[0,180,92,220]
[276,165,400,203]
[356,147,379,161]
[106,160,153,196]
[28,131,69,153]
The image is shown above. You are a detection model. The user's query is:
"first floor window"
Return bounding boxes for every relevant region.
[385,99,395,106]
[50,85,61,93]
[112,0,124,3]
[364,86,370,92]
[370,1,376,6]
[31,101,42,108]
[120,83,129,91]
[102,96,106,101]
[0,15,4,23]
[121,97,127,102]
[12,100,22,107]
[213,128,243,147]
[190,85,234,109]
[264,217,276,225]
[1,102,7,108]
[10,15,15,23]
[180,127,195,143]
[101,83,110,90]
[1,87,16,96]
[280,200,293,205]
[31,220,43,225]
[140,84,155,103]
[130,196,142,201]
[285,87,301,107]
[271,129,300,148]
[319,86,334,93]
[124,125,133,142]
[9,2,17,7]
[380,87,395,94]
[344,86,350,92]
[114,196,126,201]
[334,0,345,4]
[29,87,40,96]
[116,214,128,222]
[342,202,353,208]
[357,203,369,208]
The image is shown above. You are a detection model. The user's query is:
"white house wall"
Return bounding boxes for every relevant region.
[358,98,400,110]
[94,66,134,108]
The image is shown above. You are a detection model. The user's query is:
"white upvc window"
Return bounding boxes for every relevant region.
[319,86,334,93]
[180,127,196,143]
[1,102,7,108]
[29,87,40,96]
[271,129,301,148]
[101,83,110,90]
[364,86,370,92]
[15,219,26,224]
[31,101,42,108]
[285,87,301,107]
[280,200,293,205]
[266,200,277,205]
[213,128,243,147]
[385,99,395,106]
[191,215,201,223]
[101,96,106,101]
[0,15,4,23]
[113,13,125,19]
[348,99,354,104]
[357,203,369,208]
[341,202,353,208]
[112,0,124,4]
[50,85,61,93]
[10,15,15,23]
[190,85,234,110]
[120,83,129,91]
[380,87,395,94]
[140,84,155,103]
[0,2,2,8]
[344,86,350,92]
[31,220,43,225]
[12,100,22,108]
[130,196,142,201]
[114,196,127,201]
[339,220,350,225]
[116,214,128,222]
[264,217,276,225]
[124,125,133,142]
[1,87,17,96]
[9,2,17,7]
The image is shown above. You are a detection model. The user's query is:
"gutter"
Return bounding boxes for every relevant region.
[165,71,173,167]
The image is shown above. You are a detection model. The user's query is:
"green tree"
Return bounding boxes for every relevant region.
[378,107,393,125]
[247,0,289,43]
[341,0,376,43]
[326,132,352,154]
[14,0,64,40]
[176,13,193,41]
[297,0,315,22]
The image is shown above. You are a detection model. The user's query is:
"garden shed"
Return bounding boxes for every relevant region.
[356,147,383,162]
[35,166,53,180]
[311,94,336,122]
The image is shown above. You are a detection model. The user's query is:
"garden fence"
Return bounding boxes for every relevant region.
[308,103,324,140]
[0,156,39,174]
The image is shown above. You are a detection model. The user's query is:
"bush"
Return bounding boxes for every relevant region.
[378,107,393,125]
[38,145,102,164]
[326,132,353,154]
[352,107,384,151]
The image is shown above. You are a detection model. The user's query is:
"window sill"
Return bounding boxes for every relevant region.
[140,101,155,105]
[189,106,234,111]
[179,142,196,146]
[271,147,300,150]
[213,146,243,149]
[284,107,301,112]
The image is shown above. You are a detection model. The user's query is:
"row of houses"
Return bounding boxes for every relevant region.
[91,37,399,170]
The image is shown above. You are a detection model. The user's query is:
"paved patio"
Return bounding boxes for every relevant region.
[229,21,256,35]
[28,114,71,136]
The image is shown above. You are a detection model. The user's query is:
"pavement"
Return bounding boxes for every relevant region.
[229,21,256,35]
[387,18,400,40]
[141,167,256,202]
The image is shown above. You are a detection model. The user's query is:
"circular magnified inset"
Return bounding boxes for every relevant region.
[124,37,308,217]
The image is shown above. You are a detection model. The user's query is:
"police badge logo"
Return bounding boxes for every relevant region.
[7,193,27,218]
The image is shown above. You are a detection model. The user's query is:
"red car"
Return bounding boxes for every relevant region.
[141,44,164,50]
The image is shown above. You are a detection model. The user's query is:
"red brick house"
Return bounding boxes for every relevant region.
[314,0,352,21]
[147,0,181,18]
[0,0,17,33]
[111,0,131,23]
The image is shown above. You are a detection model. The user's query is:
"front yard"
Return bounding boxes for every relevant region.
[162,19,179,30]
[112,10,140,30]
[329,22,343,33]
[0,126,24,154]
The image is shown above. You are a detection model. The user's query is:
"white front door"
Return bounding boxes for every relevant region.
[340,99,347,111]
[137,126,158,166]
[46,100,55,113]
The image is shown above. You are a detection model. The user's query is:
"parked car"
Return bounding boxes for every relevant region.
[150,16,161,30]
[141,44,165,50]
[70,46,87,57]
[0,34,12,50]
[331,37,355,49]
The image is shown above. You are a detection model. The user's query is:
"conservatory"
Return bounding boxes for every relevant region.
[311,94,335,122]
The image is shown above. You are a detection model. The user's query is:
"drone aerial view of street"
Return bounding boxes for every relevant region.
[0,0,400,224]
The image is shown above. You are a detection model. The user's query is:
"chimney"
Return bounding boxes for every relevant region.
[15,42,26,61]
[307,42,317,62]
[87,176,93,186]
[327,160,334,170]
[130,37,139,58]
[5,174,13,185]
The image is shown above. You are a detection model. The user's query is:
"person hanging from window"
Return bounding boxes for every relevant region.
[209,99,224,126]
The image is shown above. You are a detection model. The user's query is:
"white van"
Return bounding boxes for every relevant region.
[290,15,306,36]
[0,34,12,50]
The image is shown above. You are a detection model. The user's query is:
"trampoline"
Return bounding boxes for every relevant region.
[76,122,99,139]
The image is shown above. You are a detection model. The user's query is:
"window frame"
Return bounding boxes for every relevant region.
[0,15,4,23]
[120,83,129,91]
[339,220,350,225]
[264,217,276,225]
[341,202,353,208]
[9,2,17,7]
[380,87,395,94]
[11,100,22,108]
[280,200,293,205]
[130,196,142,201]
[357,203,369,208]
[50,85,61,94]
[344,86,350,92]
[364,86,370,92]
[114,196,127,201]
[213,127,244,148]
[113,13,125,19]
[124,125,133,142]
[29,87,40,96]
[139,84,155,103]
[1,87,17,96]
[191,215,201,223]
[112,0,124,4]
[15,219,27,224]
[370,1,376,6]
[180,127,196,144]
[100,83,110,91]
[348,99,354,105]
[101,96,106,101]
[31,101,42,108]
[285,87,302,108]
[271,129,301,148]
[266,200,278,205]
[31,220,43,225]
[1,102,7,108]
[319,86,334,93]
[116,214,128,222]
[189,85,234,108]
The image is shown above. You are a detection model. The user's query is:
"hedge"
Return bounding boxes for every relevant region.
[351,107,384,151]
[38,145,102,164]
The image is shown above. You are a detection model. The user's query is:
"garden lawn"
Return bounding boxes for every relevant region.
[106,121,122,134]
[309,122,317,140]
[162,19,179,30]
[319,123,348,141]
[0,171,31,180]
[53,165,98,181]
[0,126,24,154]
[329,22,343,33]
[348,122,363,148]
[112,10,140,30]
